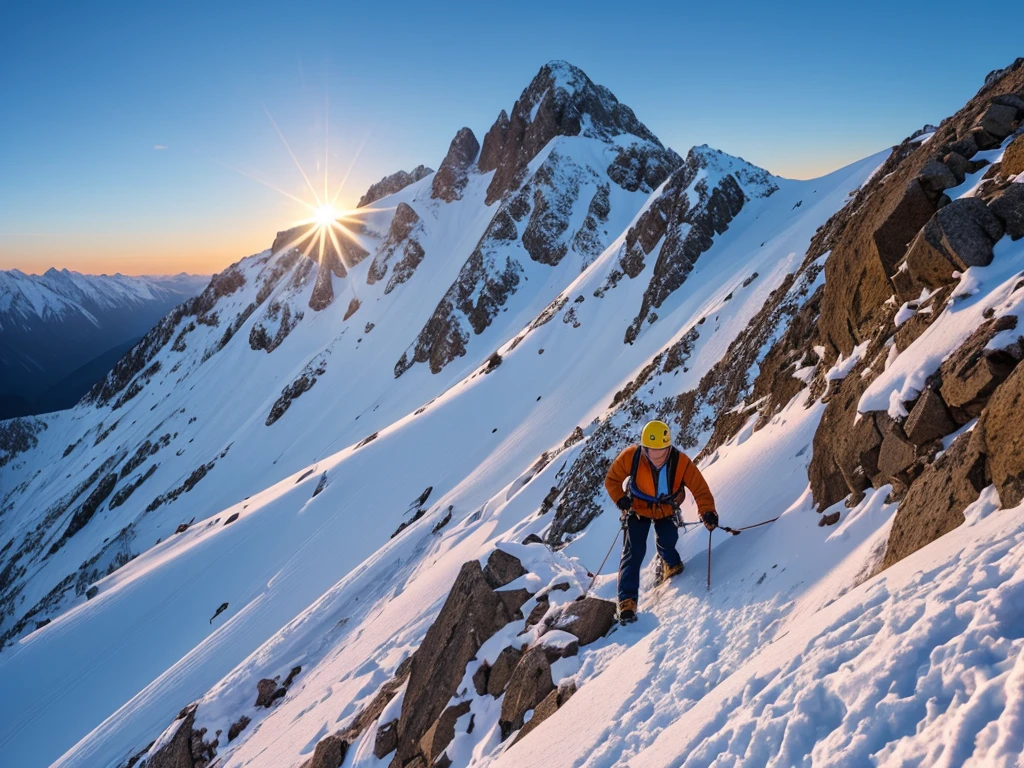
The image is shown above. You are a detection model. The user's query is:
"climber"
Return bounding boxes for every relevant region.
[604,420,718,623]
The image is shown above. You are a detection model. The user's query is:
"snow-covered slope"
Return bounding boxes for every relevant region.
[2,58,1024,768]
[0,269,208,417]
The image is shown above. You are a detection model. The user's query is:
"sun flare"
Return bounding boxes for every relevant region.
[313,204,339,227]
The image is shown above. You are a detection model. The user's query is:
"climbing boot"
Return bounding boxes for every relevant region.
[663,560,684,580]
[617,598,637,625]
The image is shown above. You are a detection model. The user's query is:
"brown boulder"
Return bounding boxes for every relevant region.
[472,663,490,696]
[894,309,938,352]
[905,197,1005,288]
[392,561,529,766]
[809,376,883,509]
[873,179,939,276]
[511,680,578,745]
[302,734,347,768]
[228,715,250,742]
[255,678,286,708]
[499,647,555,740]
[882,430,988,569]
[876,424,918,484]
[943,152,970,185]
[904,388,956,446]
[374,720,398,760]
[1002,134,1024,178]
[146,706,197,768]
[988,182,1024,241]
[487,646,524,697]
[483,549,528,588]
[939,316,1019,423]
[918,159,958,195]
[525,595,549,628]
[976,363,1024,506]
[949,133,979,160]
[547,597,616,646]
[419,701,471,765]
[977,103,1019,142]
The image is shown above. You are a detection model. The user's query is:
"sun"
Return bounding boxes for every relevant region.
[313,204,339,228]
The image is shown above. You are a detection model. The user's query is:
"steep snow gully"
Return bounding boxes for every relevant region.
[2,58,1024,768]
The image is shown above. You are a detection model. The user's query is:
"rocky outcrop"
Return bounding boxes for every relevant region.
[266,353,329,426]
[368,203,427,294]
[975,363,1024,507]
[86,264,247,407]
[882,428,988,569]
[499,646,554,739]
[431,128,479,203]
[300,658,411,767]
[546,596,616,646]
[511,681,577,745]
[938,317,1019,423]
[358,165,433,208]
[391,550,532,767]
[818,59,1024,359]
[988,182,1024,241]
[398,149,603,377]
[477,60,678,205]
[132,704,219,768]
[248,301,302,353]
[621,146,778,344]
[1002,133,1024,177]
[0,417,46,469]
[905,197,1004,288]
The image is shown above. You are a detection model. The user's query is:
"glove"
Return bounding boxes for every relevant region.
[616,496,632,512]
[700,510,719,531]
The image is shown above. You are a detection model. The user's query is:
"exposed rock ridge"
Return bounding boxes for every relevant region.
[358,165,433,208]
[477,60,680,205]
[620,146,779,344]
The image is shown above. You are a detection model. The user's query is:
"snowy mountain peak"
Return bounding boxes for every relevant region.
[681,143,780,199]
[478,61,679,205]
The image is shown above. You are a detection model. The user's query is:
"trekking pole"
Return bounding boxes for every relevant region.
[718,514,781,535]
[706,530,712,592]
[582,518,625,596]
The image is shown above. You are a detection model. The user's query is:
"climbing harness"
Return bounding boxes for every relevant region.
[627,446,684,518]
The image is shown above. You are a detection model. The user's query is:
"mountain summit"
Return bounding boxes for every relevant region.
[478,60,679,204]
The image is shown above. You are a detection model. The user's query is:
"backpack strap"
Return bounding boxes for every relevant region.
[666,447,680,503]
[629,444,643,494]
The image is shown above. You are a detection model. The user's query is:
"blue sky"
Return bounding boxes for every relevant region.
[1,0,1021,275]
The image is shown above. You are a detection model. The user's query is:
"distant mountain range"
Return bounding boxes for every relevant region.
[0,269,208,418]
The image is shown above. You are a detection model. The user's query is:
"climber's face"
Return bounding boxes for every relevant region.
[647,446,670,467]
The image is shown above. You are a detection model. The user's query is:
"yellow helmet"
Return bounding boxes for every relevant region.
[641,420,672,449]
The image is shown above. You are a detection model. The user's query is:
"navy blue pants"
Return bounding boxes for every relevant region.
[618,514,681,603]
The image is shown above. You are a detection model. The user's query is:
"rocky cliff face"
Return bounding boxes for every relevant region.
[616,146,779,344]
[477,60,679,205]
[271,222,370,311]
[783,59,1024,567]
[358,165,433,208]
[396,62,683,378]
[367,202,429,295]
[431,128,480,203]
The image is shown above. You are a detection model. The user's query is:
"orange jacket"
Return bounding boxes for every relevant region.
[604,445,716,519]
